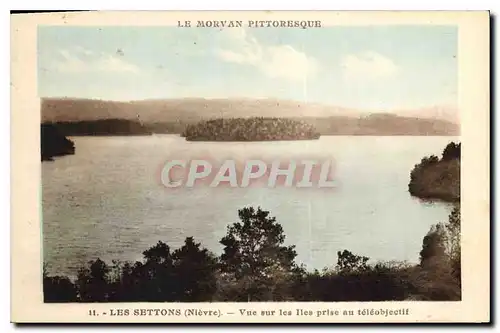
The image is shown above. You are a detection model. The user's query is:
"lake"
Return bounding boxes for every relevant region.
[42,135,456,277]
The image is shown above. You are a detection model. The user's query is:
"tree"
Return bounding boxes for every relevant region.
[171,237,218,301]
[419,224,447,267]
[219,207,298,301]
[76,258,110,302]
[445,205,461,282]
[335,250,369,274]
[140,241,176,301]
[43,266,78,303]
[442,142,461,161]
[143,241,173,265]
[413,206,462,300]
[419,205,460,273]
[111,261,149,302]
[74,239,220,302]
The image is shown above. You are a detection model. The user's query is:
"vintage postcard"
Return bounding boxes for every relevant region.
[11,11,490,323]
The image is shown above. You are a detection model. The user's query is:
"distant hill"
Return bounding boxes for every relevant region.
[41,98,460,136]
[41,98,362,123]
[391,105,459,125]
[296,114,458,136]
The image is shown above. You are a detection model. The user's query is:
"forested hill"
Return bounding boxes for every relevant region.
[49,119,152,136]
[41,98,460,136]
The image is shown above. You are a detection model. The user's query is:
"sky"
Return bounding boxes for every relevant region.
[38,25,457,110]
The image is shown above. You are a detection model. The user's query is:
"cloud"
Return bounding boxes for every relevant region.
[341,51,398,80]
[53,47,141,74]
[216,28,318,82]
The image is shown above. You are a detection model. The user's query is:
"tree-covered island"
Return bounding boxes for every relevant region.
[409,142,460,202]
[182,117,321,141]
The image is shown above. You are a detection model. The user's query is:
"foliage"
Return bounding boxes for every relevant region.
[182,117,320,141]
[219,207,299,301]
[293,261,414,302]
[43,206,461,302]
[446,205,461,281]
[76,258,110,302]
[43,272,78,303]
[171,237,218,301]
[336,249,369,274]
[49,119,152,136]
[419,224,447,267]
[412,203,461,300]
[442,142,461,161]
[41,123,75,161]
[408,141,460,202]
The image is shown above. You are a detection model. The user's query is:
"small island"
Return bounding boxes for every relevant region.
[182,117,321,141]
[408,142,460,202]
[41,124,75,161]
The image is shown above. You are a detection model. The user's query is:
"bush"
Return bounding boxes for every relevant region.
[43,206,461,302]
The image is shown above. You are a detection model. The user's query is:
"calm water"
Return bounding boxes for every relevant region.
[42,135,456,276]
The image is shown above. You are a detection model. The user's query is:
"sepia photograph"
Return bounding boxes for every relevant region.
[10,11,490,323]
